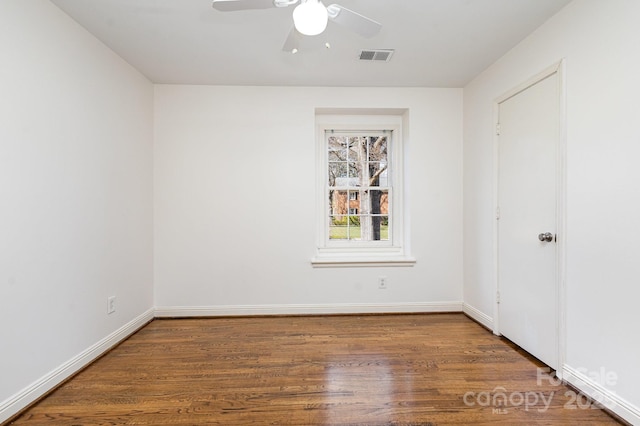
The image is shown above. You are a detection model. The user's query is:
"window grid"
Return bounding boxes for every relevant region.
[327,132,391,243]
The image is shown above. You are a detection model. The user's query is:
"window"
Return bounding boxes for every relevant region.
[312,112,414,267]
[328,133,389,242]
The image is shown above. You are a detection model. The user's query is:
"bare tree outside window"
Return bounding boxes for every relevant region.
[327,133,390,241]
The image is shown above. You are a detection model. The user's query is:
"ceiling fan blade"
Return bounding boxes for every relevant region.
[326,4,382,38]
[212,0,276,12]
[282,27,302,53]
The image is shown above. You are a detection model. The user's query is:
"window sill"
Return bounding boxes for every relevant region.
[310,255,416,268]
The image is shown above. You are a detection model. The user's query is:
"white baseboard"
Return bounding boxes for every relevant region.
[462,302,493,330]
[563,364,640,425]
[154,301,463,317]
[0,308,154,424]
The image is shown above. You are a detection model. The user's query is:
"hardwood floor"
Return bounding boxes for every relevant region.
[9,314,621,425]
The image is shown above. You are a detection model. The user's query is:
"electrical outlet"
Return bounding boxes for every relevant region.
[378,276,387,289]
[107,296,116,314]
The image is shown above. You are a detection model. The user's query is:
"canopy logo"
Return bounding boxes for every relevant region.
[462,366,618,414]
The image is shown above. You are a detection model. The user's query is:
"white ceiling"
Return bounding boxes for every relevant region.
[50,0,572,87]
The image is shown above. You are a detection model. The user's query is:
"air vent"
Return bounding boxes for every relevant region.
[359,49,394,62]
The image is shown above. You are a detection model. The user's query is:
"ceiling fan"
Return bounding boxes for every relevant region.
[211,0,382,52]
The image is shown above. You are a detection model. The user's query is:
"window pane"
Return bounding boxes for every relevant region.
[328,162,347,176]
[329,221,348,240]
[328,136,347,159]
[329,190,348,216]
[368,162,388,186]
[347,162,361,186]
[328,162,348,186]
[347,216,361,240]
[378,166,388,187]
[328,151,344,162]
[368,136,387,162]
[376,216,390,241]
[369,189,388,214]
[348,137,361,161]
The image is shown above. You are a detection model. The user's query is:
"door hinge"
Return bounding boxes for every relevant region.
[495,206,500,220]
[496,291,501,304]
[496,123,501,135]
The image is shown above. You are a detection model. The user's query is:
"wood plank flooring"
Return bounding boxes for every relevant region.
[9,314,621,425]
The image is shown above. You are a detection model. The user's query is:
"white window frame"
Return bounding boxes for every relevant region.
[312,113,415,268]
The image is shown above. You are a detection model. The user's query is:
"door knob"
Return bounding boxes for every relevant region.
[538,232,554,242]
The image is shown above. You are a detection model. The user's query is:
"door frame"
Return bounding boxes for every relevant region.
[492,60,567,376]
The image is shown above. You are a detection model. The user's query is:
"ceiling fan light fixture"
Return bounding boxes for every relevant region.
[293,0,328,36]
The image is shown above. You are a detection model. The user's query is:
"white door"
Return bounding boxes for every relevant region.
[497,71,560,369]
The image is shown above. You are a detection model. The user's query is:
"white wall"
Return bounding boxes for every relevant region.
[154,85,463,314]
[463,0,640,422]
[0,0,154,421]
